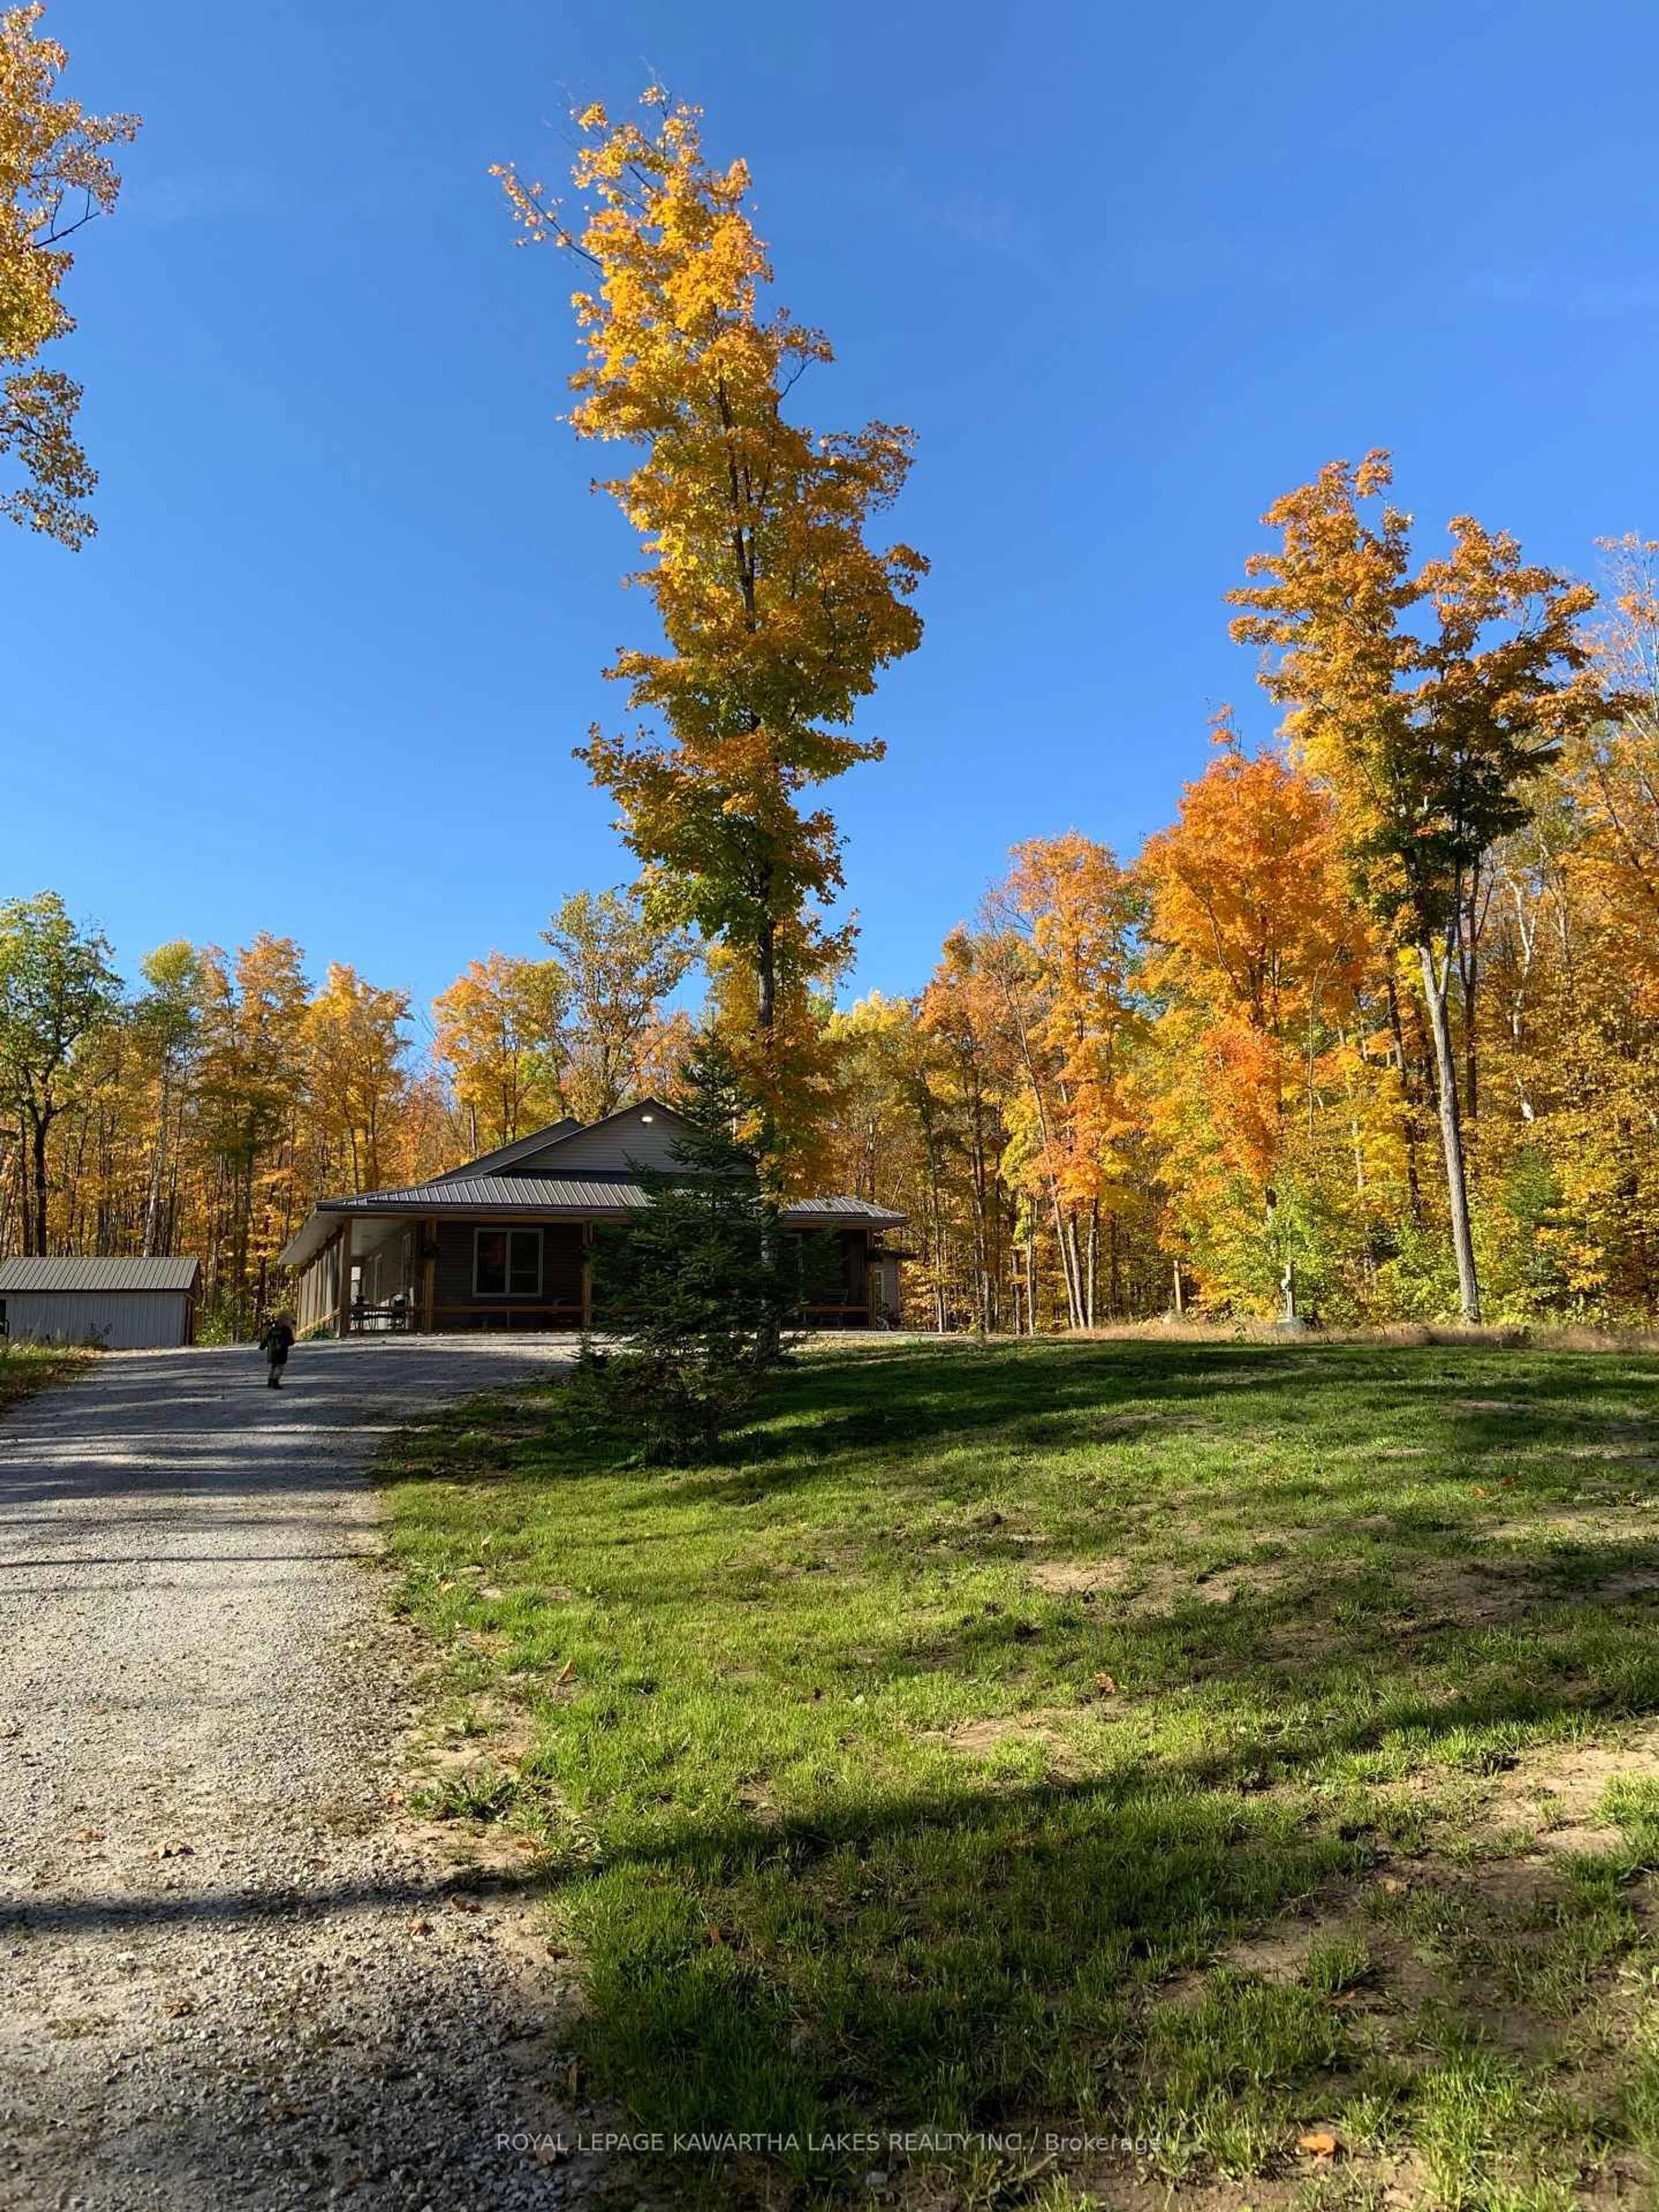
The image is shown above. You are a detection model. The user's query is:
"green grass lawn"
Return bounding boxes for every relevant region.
[379,1338,1659,2211]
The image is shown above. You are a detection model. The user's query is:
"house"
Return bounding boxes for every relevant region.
[277,1100,908,1337]
[0,1255,202,1348]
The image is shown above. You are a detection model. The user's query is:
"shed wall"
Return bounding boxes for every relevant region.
[1,1290,191,1349]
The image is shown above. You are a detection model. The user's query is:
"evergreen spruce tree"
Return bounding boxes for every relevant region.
[577,1038,831,1459]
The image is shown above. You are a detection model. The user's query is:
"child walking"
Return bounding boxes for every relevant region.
[258,1312,296,1387]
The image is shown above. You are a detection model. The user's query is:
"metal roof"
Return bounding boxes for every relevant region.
[0,1256,201,1295]
[336,1175,652,1214]
[277,1174,906,1269]
[329,1176,906,1226]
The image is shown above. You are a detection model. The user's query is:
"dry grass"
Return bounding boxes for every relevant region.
[1063,1314,1659,1354]
[0,1340,94,1417]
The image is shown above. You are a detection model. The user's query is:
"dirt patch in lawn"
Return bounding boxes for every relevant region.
[1027,1554,1299,1609]
[942,1707,1090,1761]
[1460,1721,1659,1848]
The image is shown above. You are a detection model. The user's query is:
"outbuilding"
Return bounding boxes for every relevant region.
[0,1256,202,1349]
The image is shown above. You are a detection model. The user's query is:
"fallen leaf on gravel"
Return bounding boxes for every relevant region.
[164,1998,196,2018]
[409,1916,434,1936]
[155,1840,194,1859]
[1296,2131,1338,2158]
[73,1827,105,1843]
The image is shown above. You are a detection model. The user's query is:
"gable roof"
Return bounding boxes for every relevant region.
[432,1101,689,1181]
[431,1118,582,1180]
[276,1170,906,1269]
[276,1098,906,1271]
[0,1255,201,1295]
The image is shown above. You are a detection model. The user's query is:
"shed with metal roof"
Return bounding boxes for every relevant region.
[0,1256,202,1348]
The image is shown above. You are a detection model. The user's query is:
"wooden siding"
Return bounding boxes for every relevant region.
[430,1219,584,1329]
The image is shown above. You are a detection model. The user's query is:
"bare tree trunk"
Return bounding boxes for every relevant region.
[1385,972,1425,1227]
[1419,941,1481,1322]
[29,1111,50,1258]
[143,1068,171,1256]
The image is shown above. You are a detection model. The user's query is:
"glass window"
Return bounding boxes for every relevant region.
[474,1228,541,1297]
[474,1230,508,1296]
[508,1229,541,1295]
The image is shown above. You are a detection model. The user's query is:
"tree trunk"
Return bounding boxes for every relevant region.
[753,912,785,1361]
[1385,972,1424,1227]
[29,1111,50,1258]
[143,1068,172,1256]
[1418,940,1481,1322]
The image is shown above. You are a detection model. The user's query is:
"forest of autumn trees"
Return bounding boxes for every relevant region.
[13,510,1659,1340]
[0,889,701,1334]
[816,528,1659,1334]
[11,50,1659,1339]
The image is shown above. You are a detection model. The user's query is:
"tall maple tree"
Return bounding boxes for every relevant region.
[1228,452,1606,1321]
[0,4,137,546]
[497,90,925,1176]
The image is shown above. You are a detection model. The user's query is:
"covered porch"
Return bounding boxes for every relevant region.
[289,1209,899,1338]
[292,1212,592,1338]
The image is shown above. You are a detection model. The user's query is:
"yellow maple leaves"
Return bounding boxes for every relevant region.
[497,89,925,1175]
[0,4,137,545]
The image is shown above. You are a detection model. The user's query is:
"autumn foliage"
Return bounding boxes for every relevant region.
[0,3,137,545]
[8,69,1659,1339]
[497,91,924,1179]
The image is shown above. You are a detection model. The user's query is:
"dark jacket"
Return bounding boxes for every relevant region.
[259,1321,295,1364]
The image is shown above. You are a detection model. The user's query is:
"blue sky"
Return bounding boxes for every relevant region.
[10,0,1659,1030]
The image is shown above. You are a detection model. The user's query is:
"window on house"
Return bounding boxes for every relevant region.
[474,1227,542,1298]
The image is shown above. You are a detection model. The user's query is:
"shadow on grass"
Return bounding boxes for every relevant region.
[381,1338,1659,2193]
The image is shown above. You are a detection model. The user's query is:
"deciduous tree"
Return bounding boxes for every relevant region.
[0,4,137,545]
[541,887,696,1121]
[431,952,566,1154]
[497,91,925,1172]
[1229,451,1606,1320]
[0,891,120,1252]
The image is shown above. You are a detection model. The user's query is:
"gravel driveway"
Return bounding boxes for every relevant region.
[0,1338,585,2212]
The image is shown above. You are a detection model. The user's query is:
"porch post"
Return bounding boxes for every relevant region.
[581,1221,594,1330]
[421,1216,437,1333]
[335,1218,353,1340]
